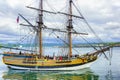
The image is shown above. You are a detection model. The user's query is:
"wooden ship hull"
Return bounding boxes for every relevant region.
[2,53,97,70]
[2,47,110,70]
[6,61,95,71]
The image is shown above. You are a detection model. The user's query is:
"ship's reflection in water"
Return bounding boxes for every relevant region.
[2,68,99,80]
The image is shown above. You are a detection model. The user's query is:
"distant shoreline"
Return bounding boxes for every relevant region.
[0,42,120,48]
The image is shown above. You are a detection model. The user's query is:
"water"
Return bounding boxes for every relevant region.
[0,47,120,80]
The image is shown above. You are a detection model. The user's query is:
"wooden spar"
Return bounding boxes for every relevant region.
[92,46,112,55]
[0,45,36,52]
[58,12,84,19]
[43,24,88,35]
[39,0,43,58]
[68,0,73,57]
[18,14,38,31]
[20,23,88,35]
[26,6,56,14]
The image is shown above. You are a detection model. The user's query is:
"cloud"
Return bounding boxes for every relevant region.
[76,0,120,23]
[75,0,120,42]
[0,0,119,44]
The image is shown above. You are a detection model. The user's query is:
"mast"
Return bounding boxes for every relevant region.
[68,0,73,57]
[38,0,43,58]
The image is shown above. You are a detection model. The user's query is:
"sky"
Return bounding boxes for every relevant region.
[0,0,120,44]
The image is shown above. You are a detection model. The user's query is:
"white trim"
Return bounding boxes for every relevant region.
[8,61,95,71]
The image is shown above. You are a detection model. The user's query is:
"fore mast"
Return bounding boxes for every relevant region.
[68,0,73,58]
[38,0,43,58]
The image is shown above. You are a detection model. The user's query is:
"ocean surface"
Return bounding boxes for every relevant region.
[0,47,120,80]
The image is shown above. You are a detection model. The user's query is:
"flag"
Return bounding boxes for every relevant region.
[17,16,19,23]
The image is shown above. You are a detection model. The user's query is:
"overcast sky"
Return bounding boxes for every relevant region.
[0,0,120,44]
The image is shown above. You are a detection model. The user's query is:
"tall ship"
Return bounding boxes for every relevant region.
[1,0,112,70]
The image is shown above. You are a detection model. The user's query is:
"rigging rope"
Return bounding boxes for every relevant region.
[71,1,112,59]
[45,0,57,12]
[72,1,105,44]
[52,32,80,54]
[71,1,113,62]
[79,36,98,51]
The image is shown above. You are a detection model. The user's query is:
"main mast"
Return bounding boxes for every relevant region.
[38,0,43,58]
[68,0,73,57]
